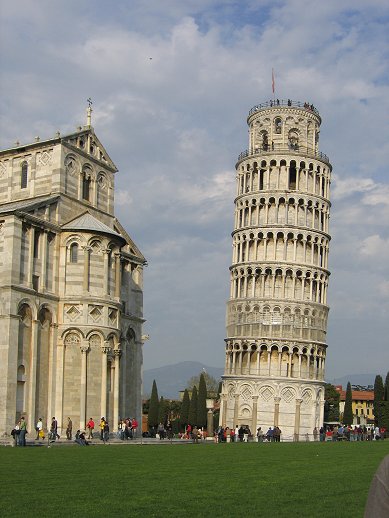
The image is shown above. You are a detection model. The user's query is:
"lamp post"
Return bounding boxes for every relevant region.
[206,399,214,439]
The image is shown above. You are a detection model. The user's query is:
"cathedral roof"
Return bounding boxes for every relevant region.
[61,212,125,242]
[0,194,60,214]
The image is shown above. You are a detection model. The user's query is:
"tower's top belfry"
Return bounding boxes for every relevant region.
[238,99,330,169]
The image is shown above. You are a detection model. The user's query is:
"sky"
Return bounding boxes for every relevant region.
[1,0,388,381]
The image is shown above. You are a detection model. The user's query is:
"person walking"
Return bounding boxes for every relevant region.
[35,418,43,440]
[50,417,60,441]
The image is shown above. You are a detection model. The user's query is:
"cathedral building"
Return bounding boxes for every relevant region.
[219,100,332,439]
[0,107,146,436]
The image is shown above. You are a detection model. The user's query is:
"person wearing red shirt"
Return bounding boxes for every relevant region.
[86,418,95,439]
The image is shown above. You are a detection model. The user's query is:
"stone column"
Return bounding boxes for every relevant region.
[238,351,242,374]
[103,249,110,295]
[113,348,121,429]
[120,342,127,418]
[114,253,121,299]
[82,246,91,293]
[27,318,39,430]
[100,343,111,419]
[207,409,213,437]
[232,351,236,374]
[233,393,240,427]
[40,230,48,290]
[46,323,58,424]
[27,226,35,287]
[288,353,292,377]
[80,342,89,431]
[220,396,227,428]
[55,337,65,434]
[251,396,258,434]
[274,397,281,427]
[294,399,302,441]
[224,349,229,372]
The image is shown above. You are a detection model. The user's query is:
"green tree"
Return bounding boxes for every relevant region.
[374,375,384,426]
[166,399,182,421]
[384,372,389,401]
[343,382,353,425]
[381,401,389,435]
[180,389,190,430]
[158,396,167,424]
[197,373,208,428]
[186,371,220,397]
[217,381,222,401]
[324,383,340,422]
[148,379,159,429]
[188,385,198,426]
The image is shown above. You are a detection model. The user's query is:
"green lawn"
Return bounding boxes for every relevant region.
[0,441,388,517]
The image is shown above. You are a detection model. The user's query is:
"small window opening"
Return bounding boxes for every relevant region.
[289,163,297,190]
[33,231,40,258]
[82,175,91,201]
[21,162,28,189]
[70,243,78,263]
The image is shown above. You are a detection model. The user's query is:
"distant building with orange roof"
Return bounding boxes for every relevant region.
[336,386,375,425]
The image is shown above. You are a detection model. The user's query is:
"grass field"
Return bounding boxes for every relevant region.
[0,441,388,517]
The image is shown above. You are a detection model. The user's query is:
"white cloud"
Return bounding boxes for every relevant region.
[115,190,133,207]
[378,281,389,298]
[332,176,376,200]
[1,0,389,376]
[359,234,389,258]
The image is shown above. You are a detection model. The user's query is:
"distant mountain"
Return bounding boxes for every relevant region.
[143,361,224,399]
[327,373,381,389]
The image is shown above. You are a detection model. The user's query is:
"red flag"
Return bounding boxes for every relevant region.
[272,68,275,95]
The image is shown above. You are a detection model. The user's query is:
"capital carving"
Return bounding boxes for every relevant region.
[80,345,89,354]
[274,397,281,404]
[101,342,111,354]
[113,349,122,358]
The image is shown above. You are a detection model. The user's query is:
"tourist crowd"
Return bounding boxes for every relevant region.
[319,425,386,442]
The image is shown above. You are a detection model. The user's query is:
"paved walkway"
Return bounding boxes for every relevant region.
[0,435,208,447]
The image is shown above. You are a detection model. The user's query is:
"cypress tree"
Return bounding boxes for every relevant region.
[374,375,384,426]
[197,373,208,428]
[180,389,190,430]
[148,379,159,429]
[385,372,389,401]
[343,382,353,425]
[188,385,198,426]
[324,383,340,422]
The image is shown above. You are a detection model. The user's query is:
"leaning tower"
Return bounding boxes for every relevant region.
[219,99,332,439]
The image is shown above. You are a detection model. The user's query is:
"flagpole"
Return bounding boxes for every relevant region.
[272,68,275,101]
